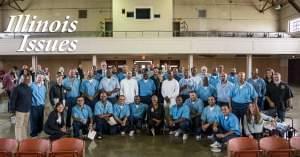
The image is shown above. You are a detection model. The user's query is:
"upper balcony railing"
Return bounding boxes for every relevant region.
[0,31,296,39]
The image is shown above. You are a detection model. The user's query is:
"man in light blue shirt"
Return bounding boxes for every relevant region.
[168,96,190,141]
[228,68,238,85]
[72,96,93,138]
[179,70,196,102]
[196,77,217,106]
[99,68,120,104]
[128,96,148,136]
[209,70,220,88]
[63,69,81,128]
[201,96,221,138]
[94,92,114,139]
[112,95,130,135]
[138,73,156,105]
[231,72,258,122]
[210,104,240,152]
[216,73,234,106]
[247,68,266,110]
[30,74,47,137]
[183,91,203,140]
[81,70,99,112]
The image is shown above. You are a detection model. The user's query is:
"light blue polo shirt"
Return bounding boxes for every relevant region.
[63,77,80,98]
[99,77,120,98]
[183,98,204,115]
[169,104,190,120]
[129,103,148,119]
[31,83,47,106]
[80,79,99,97]
[217,113,241,136]
[138,79,156,96]
[201,105,221,124]
[72,104,93,123]
[94,100,113,116]
[196,85,217,101]
[113,103,130,119]
[231,82,258,104]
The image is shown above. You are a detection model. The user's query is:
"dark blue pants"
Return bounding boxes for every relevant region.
[30,106,44,137]
[277,108,286,122]
[140,96,151,106]
[66,97,77,128]
[215,126,240,144]
[95,117,114,135]
[257,97,264,110]
[231,101,249,135]
[169,119,190,134]
[129,116,143,131]
[201,124,214,136]
[191,116,201,135]
[72,121,89,138]
[110,118,129,134]
[148,119,163,135]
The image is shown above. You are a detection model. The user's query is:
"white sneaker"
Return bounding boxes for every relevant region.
[169,131,175,135]
[196,135,201,141]
[183,134,188,140]
[97,135,103,140]
[174,129,182,137]
[211,147,222,153]
[151,128,156,136]
[121,131,126,136]
[210,141,222,148]
[129,130,135,137]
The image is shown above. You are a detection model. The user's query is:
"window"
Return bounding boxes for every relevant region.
[135,8,151,19]
[78,10,87,19]
[198,10,207,18]
[289,18,300,33]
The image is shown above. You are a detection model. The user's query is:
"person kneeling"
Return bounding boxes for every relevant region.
[72,96,93,138]
[94,92,114,139]
[210,104,240,153]
[129,96,148,136]
[112,95,130,136]
[168,96,190,141]
[44,102,67,140]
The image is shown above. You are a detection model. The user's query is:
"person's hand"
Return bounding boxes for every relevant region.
[88,123,93,130]
[61,127,67,133]
[88,96,93,101]
[216,133,224,138]
[248,135,254,139]
[169,120,174,127]
[202,124,209,131]
[269,102,275,108]
[213,126,218,132]
[107,92,112,96]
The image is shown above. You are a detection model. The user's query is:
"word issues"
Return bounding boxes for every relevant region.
[5,15,79,52]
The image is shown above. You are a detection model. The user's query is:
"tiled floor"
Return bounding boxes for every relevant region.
[0,87,299,157]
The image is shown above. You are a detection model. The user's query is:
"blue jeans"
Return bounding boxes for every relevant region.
[30,106,44,137]
[169,119,190,134]
[66,97,77,128]
[72,121,89,138]
[129,116,143,131]
[95,117,114,136]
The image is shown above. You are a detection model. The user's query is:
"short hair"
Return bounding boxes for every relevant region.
[221,103,230,109]
[76,96,84,100]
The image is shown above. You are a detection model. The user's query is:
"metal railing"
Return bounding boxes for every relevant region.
[0,31,294,39]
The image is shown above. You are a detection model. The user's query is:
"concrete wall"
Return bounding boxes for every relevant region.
[112,0,173,37]
[174,0,279,32]
[280,4,300,32]
[0,0,112,32]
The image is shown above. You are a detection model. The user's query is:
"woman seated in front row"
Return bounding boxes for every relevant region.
[44,102,68,140]
[243,103,275,139]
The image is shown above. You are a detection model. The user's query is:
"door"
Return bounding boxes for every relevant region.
[288,59,300,85]
[173,22,180,37]
[105,21,113,37]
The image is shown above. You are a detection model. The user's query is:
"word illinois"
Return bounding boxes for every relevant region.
[5,14,79,52]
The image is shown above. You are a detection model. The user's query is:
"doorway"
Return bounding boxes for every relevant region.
[288,59,300,85]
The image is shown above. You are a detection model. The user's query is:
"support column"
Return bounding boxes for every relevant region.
[246,54,252,79]
[188,54,193,76]
[31,55,37,73]
[92,55,97,66]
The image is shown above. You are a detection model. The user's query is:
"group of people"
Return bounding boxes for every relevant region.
[2,61,294,153]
